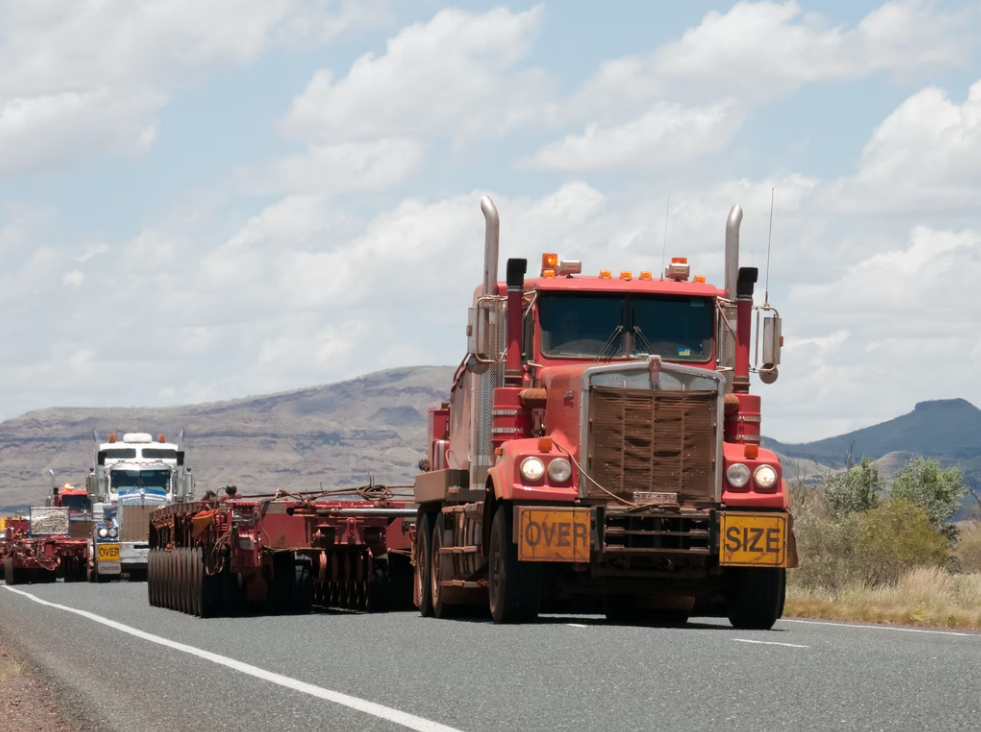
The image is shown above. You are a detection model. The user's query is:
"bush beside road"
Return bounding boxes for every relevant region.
[787,455,981,629]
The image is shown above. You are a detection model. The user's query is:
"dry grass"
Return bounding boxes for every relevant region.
[0,652,23,683]
[787,567,981,629]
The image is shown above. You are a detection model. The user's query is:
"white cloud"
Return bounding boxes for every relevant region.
[0,0,395,176]
[282,6,547,142]
[0,89,161,177]
[238,138,423,195]
[527,102,742,171]
[567,0,971,119]
[62,271,84,287]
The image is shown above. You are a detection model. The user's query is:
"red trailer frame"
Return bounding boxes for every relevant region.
[3,517,88,584]
[147,487,416,617]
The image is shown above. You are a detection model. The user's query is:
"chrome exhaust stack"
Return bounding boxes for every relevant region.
[724,205,742,300]
[481,195,500,297]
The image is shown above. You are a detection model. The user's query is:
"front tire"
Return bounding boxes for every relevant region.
[414,512,435,617]
[727,568,786,630]
[488,505,541,624]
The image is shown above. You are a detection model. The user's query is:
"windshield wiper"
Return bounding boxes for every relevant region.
[591,325,624,363]
[633,326,658,356]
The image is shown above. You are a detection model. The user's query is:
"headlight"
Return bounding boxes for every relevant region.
[547,458,572,483]
[726,463,751,489]
[108,527,118,538]
[754,465,778,490]
[98,528,108,538]
[520,457,545,482]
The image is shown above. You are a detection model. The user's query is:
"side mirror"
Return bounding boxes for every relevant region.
[97,451,106,466]
[176,451,185,466]
[760,315,782,384]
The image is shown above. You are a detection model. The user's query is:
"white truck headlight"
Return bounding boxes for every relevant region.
[108,527,118,538]
[520,457,545,482]
[98,528,108,538]
[726,463,751,488]
[547,458,572,483]
[754,465,778,490]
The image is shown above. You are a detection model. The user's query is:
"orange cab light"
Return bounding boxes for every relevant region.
[538,437,554,452]
[619,271,632,280]
[109,434,116,443]
[159,434,165,443]
[639,271,652,280]
[599,269,611,279]
[671,257,688,264]
[744,443,759,459]
[542,269,556,278]
[693,275,705,283]
[495,447,503,456]
[541,253,559,274]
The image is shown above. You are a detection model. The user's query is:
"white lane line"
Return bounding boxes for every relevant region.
[2,585,463,732]
[779,618,978,638]
[732,638,809,648]
[567,623,588,628]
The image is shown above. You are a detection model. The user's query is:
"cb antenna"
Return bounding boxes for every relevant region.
[660,195,671,280]
[764,187,775,305]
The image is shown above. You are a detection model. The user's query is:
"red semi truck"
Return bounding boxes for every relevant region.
[146,486,416,617]
[412,198,796,628]
[2,484,92,584]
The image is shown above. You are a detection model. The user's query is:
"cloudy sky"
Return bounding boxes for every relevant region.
[0,0,979,443]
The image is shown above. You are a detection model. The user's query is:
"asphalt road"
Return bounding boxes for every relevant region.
[1,580,980,732]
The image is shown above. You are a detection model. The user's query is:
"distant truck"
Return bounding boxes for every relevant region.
[2,482,91,584]
[85,431,194,582]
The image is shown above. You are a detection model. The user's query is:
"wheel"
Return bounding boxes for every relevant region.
[147,550,155,605]
[270,552,298,614]
[181,548,192,614]
[189,547,201,617]
[488,504,541,624]
[414,511,436,617]
[727,568,786,630]
[431,514,461,619]
[199,547,224,619]
[4,556,15,585]
[163,551,172,609]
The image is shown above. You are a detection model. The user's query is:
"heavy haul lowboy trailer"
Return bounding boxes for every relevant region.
[146,488,416,617]
[3,513,90,584]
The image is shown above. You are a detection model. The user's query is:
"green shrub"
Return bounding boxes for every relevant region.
[823,457,883,517]
[852,500,949,586]
[891,457,965,540]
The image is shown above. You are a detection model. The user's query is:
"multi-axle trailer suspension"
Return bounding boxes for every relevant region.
[147,488,416,617]
[2,517,89,584]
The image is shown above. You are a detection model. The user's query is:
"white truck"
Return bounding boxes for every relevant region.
[85,430,194,581]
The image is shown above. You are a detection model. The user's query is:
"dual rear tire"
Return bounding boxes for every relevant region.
[415,504,540,624]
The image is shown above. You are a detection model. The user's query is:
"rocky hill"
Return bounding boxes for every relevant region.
[0,366,453,512]
[763,398,981,476]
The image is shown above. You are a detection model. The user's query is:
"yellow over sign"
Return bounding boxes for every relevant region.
[97,544,121,562]
[719,512,788,568]
[517,507,590,563]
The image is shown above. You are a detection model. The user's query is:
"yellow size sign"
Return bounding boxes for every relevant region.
[719,512,788,568]
[517,507,590,563]
[97,544,121,562]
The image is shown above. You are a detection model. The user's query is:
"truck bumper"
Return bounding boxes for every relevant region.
[120,542,149,569]
[513,505,793,569]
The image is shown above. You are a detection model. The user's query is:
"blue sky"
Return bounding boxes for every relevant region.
[1,0,980,443]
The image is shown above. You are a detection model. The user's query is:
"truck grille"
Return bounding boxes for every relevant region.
[587,386,718,504]
[120,505,155,542]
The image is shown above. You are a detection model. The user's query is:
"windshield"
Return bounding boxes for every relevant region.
[142,448,177,460]
[61,495,91,511]
[109,468,171,494]
[539,293,713,362]
[104,448,137,459]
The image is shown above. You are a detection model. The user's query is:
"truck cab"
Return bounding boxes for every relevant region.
[86,431,194,581]
[414,198,794,627]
